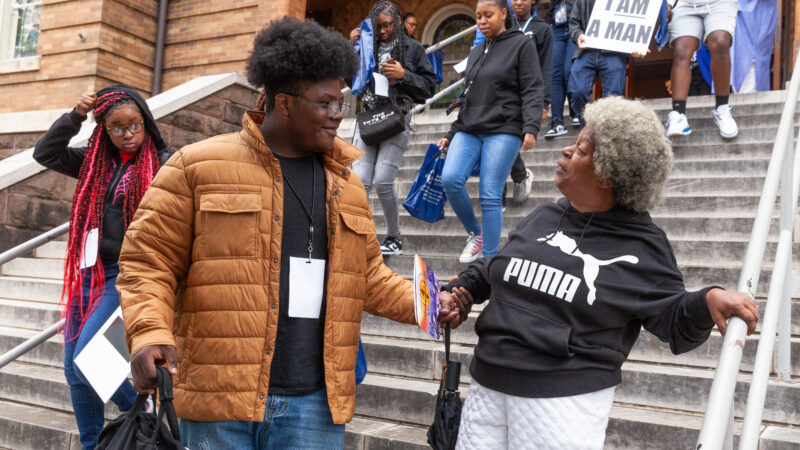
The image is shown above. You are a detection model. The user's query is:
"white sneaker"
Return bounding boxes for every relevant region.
[666,111,692,138]
[512,168,533,203]
[713,104,738,139]
[458,232,483,264]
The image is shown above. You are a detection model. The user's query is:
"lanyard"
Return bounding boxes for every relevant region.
[516,16,534,33]
[280,155,317,262]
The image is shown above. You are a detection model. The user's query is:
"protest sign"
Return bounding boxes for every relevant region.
[413,255,441,340]
[74,307,131,403]
[583,0,661,55]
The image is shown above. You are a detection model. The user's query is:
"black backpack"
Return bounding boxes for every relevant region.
[96,367,185,450]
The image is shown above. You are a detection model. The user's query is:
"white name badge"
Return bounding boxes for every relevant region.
[79,228,99,269]
[288,257,326,319]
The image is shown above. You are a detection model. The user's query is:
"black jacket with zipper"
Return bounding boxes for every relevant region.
[510,16,553,106]
[446,29,544,141]
[446,198,717,398]
[33,85,170,265]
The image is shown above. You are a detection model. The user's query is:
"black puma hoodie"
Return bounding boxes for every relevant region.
[448,198,717,398]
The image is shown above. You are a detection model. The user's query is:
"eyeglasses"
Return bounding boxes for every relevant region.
[292,95,350,117]
[107,122,144,137]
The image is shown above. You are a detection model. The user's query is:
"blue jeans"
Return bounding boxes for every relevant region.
[568,49,628,125]
[64,263,138,450]
[551,25,577,126]
[181,388,344,450]
[442,132,521,258]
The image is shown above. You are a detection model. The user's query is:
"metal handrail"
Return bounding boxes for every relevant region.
[0,221,69,266]
[0,319,64,370]
[696,54,800,449]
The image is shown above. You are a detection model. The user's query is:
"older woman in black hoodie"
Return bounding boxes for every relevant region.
[438,0,544,264]
[34,85,169,450]
[440,97,758,449]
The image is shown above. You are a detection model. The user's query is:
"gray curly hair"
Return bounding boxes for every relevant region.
[582,97,673,212]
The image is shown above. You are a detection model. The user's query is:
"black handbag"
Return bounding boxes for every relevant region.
[96,367,184,450]
[356,101,407,145]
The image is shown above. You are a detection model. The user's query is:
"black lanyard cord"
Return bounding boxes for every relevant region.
[280,154,316,261]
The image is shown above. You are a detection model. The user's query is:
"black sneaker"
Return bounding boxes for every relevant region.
[380,236,403,255]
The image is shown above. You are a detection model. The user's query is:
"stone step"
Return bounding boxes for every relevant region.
[395,158,770,181]
[373,214,783,242]
[1,257,64,280]
[0,326,64,367]
[0,361,120,420]
[373,234,800,267]
[354,373,800,448]
[0,400,79,450]
[0,298,60,330]
[34,241,67,259]
[0,276,62,303]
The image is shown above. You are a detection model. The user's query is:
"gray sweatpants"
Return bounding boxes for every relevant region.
[351,116,411,237]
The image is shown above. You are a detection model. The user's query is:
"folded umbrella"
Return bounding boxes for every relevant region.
[427,324,462,450]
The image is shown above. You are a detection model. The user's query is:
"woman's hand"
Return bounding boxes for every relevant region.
[350,28,361,44]
[521,133,536,152]
[437,137,450,154]
[440,287,474,329]
[705,288,759,335]
[380,60,405,82]
[75,92,96,117]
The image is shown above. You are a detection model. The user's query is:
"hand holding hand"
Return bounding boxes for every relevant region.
[130,344,178,394]
[75,92,97,117]
[705,288,759,335]
[380,60,405,82]
[350,28,361,44]
[521,133,536,152]
[440,287,473,329]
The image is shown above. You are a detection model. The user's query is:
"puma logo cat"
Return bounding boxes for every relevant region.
[538,231,639,305]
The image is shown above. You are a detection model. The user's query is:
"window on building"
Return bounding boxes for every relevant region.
[0,0,42,61]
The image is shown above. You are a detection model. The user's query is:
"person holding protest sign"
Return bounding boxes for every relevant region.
[438,0,544,263]
[348,1,436,256]
[439,97,759,450]
[666,0,739,138]
[33,85,170,450]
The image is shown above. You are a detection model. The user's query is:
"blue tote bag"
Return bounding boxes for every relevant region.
[403,144,447,223]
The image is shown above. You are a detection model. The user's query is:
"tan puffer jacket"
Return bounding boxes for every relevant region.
[117,111,415,423]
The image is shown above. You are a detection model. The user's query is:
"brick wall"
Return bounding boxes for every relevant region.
[0,132,45,160]
[0,83,258,252]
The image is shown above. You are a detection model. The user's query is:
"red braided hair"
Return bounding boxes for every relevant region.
[62,91,160,340]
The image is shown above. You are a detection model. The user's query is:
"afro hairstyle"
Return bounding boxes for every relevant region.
[246,16,357,112]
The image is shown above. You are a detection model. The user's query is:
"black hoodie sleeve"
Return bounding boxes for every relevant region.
[33,109,88,178]
[517,38,544,137]
[638,283,718,355]
[445,259,493,304]
[569,0,588,45]
[398,37,437,103]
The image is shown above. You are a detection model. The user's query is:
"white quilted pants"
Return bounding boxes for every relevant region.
[456,380,615,450]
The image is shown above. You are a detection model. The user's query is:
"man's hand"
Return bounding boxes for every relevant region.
[380,60,406,82]
[131,344,178,394]
[631,49,651,59]
[75,92,96,117]
[541,108,549,123]
[440,287,474,329]
[521,133,536,152]
[705,288,759,336]
[577,34,588,49]
[349,28,361,44]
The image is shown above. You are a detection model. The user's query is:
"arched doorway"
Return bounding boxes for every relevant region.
[421,4,476,108]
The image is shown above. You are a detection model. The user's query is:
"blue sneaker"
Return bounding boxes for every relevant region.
[545,124,567,139]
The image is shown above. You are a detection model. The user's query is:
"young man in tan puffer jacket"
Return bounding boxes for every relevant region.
[116,17,454,449]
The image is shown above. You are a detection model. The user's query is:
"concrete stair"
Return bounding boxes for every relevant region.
[1,93,799,449]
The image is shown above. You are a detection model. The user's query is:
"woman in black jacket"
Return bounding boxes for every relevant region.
[349,1,436,256]
[33,84,169,450]
[437,0,544,264]
[440,97,758,449]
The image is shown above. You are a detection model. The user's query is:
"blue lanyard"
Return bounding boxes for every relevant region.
[519,16,534,33]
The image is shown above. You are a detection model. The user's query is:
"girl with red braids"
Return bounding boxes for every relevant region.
[34,84,169,450]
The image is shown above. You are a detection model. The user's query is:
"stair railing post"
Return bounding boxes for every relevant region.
[697,54,800,450]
